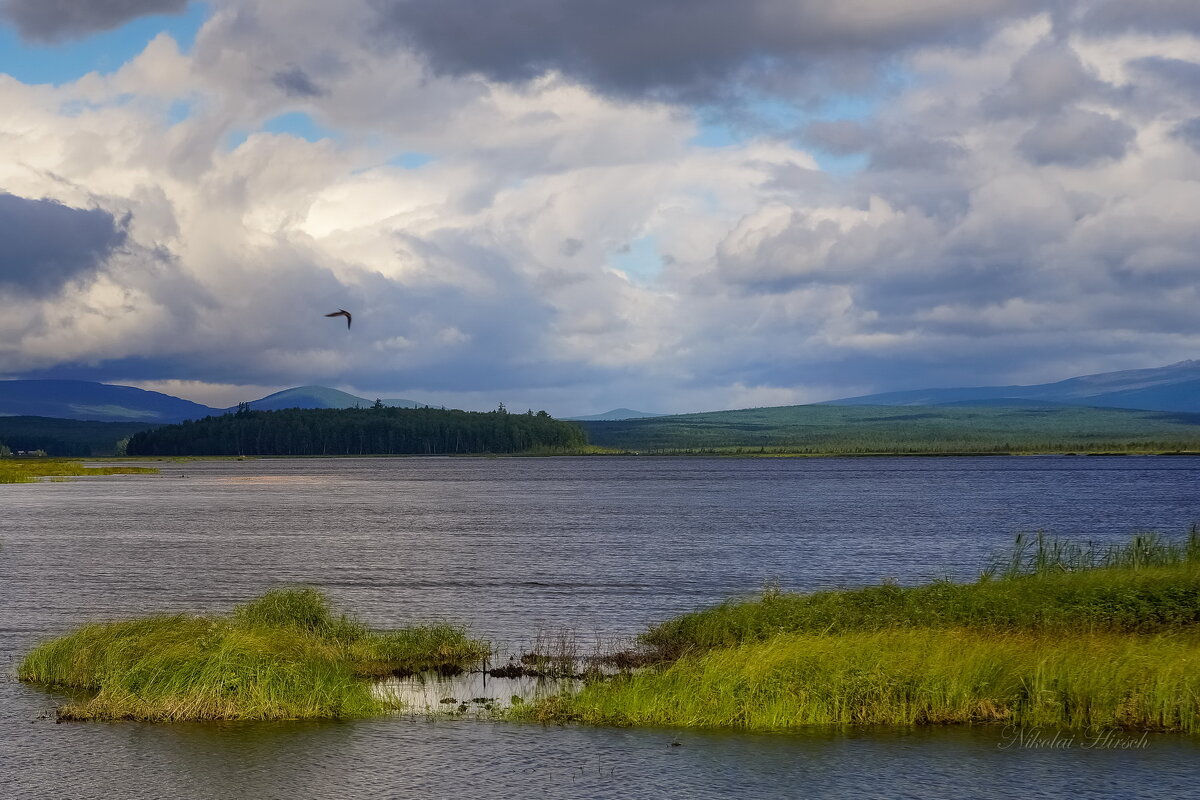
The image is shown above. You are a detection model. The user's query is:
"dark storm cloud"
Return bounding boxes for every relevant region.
[272,67,327,98]
[370,0,1038,100]
[1016,109,1135,167]
[0,193,127,296]
[1,0,186,42]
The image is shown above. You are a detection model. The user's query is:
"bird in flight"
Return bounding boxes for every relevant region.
[325,309,352,329]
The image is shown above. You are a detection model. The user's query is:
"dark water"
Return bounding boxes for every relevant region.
[2,456,1199,798]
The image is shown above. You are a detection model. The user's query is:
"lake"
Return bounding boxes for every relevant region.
[2,456,1199,798]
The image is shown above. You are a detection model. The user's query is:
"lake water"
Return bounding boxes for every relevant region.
[2,456,1199,798]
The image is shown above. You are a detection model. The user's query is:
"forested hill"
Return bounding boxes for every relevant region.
[125,406,586,456]
[0,416,158,456]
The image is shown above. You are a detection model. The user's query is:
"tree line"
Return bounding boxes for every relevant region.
[0,416,156,457]
[125,405,587,456]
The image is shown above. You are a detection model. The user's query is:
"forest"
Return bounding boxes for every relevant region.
[0,416,157,457]
[125,405,587,456]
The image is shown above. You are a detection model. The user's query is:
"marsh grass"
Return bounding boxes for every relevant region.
[519,628,1200,732]
[986,528,1200,578]
[642,530,1200,658]
[0,458,158,484]
[520,627,583,675]
[18,588,490,721]
[519,530,1200,733]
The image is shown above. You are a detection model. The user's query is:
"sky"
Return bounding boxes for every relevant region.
[1,1,1199,415]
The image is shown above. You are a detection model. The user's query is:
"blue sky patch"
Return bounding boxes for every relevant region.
[261,111,341,143]
[388,152,434,170]
[690,90,886,175]
[611,235,663,283]
[167,99,193,125]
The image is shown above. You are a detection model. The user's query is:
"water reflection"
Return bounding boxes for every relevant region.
[374,671,580,718]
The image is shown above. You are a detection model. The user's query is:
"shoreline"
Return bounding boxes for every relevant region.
[80,448,1200,463]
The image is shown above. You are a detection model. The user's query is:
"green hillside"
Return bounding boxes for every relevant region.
[579,404,1200,454]
[566,408,664,421]
[827,360,1200,413]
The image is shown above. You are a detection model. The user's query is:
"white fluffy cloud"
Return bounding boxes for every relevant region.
[2,1,1200,413]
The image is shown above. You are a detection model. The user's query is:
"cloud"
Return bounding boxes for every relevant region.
[1129,56,1200,102]
[370,0,1039,101]
[802,120,876,154]
[0,193,127,297]
[870,135,966,171]
[271,67,327,98]
[1079,0,1200,36]
[1174,117,1200,150]
[983,40,1102,117]
[1,0,187,42]
[4,5,1200,414]
[1016,108,1135,166]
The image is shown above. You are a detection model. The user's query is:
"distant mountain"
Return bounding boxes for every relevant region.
[0,380,220,423]
[0,380,433,423]
[238,386,428,412]
[823,360,1200,413]
[566,408,665,421]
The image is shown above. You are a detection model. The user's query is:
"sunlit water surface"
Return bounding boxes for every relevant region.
[3,456,1199,798]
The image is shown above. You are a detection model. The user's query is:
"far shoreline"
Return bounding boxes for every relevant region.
[82,449,1200,462]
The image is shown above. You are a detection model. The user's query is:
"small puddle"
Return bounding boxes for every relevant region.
[374,672,580,718]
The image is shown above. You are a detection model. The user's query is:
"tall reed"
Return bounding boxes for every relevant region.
[985,527,1200,578]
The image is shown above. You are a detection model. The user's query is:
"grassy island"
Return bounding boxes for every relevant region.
[0,458,158,484]
[519,530,1200,732]
[19,589,490,721]
[21,532,1200,731]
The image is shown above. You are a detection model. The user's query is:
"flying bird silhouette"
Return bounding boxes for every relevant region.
[325,309,352,329]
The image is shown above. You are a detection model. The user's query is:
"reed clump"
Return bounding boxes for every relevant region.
[520,529,1200,733]
[18,588,490,721]
[0,458,158,483]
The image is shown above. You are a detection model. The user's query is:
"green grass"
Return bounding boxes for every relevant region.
[520,530,1200,733]
[579,404,1200,454]
[521,628,1200,731]
[517,444,630,456]
[0,458,158,483]
[18,588,491,721]
[641,530,1200,658]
